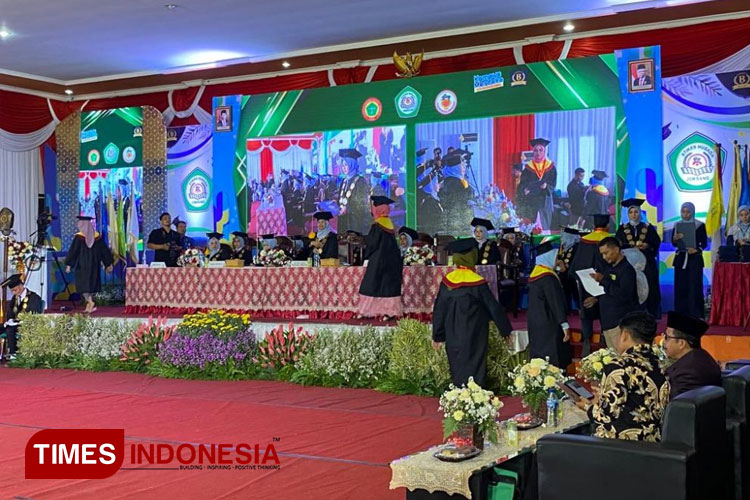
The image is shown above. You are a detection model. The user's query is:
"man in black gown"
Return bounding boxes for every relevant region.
[583,170,610,230]
[663,311,721,400]
[1,274,43,360]
[432,238,513,387]
[518,138,556,229]
[566,167,587,224]
[147,212,179,267]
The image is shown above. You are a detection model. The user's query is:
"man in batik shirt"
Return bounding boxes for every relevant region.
[576,311,670,442]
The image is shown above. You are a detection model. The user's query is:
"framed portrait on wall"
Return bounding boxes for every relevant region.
[628,58,655,93]
[215,106,232,132]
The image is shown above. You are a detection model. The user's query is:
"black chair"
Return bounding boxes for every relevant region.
[725,366,750,500]
[536,386,730,500]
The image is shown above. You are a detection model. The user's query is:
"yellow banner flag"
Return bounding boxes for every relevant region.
[726,141,742,234]
[705,143,724,236]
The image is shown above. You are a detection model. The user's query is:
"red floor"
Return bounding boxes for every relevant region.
[0,368,523,500]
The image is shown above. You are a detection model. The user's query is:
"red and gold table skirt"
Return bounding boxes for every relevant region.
[125,265,497,319]
[710,261,750,327]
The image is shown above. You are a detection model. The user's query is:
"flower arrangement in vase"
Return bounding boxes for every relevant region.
[177,248,205,268]
[259,248,290,267]
[508,358,566,422]
[577,348,617,384]
[7,238,34,274]
[439,377,503,450]
[403,246,435,266]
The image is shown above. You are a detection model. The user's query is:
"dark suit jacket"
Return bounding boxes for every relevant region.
[666,348,722,400]
[632,75,652,87]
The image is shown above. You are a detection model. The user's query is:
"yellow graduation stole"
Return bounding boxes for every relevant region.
[442,267,487,289]
[581,229,610,245]
[527,158,553,180]
[529,265,557,283]
[374,216,395,233]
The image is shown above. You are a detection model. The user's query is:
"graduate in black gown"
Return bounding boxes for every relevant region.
[231,231,252,266]
[431,238,513,387]
[615,198,662,318]
[663,311,721,400]
[556,226,582,312]
[310,211,338,261]
[337,149,370,235]
[527,241,572,369]
[472,218,501,265]
[583,171,611,230]
[569,214,610,356]
[205,232,231,262]
[671,202,707,318]
[2,274,43,359]
[439,153,474,235]
[518,138,557,229]
[64,216,114,313]
[398,226,419,258]
[358,196,403,319]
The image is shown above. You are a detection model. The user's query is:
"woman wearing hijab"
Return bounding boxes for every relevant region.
[358,196,403,320]
[727,206,750,260]
[398,226,419,258]
[672,202,707,318]
[337,149,370,235]
[64,216,114,313]
[471,218,501,265]
[231,231,252,266]
[439,153,474,235]
[616,198,662,317]
[205,232,231,262]
[310,211,338,261]
[527,241,571,369]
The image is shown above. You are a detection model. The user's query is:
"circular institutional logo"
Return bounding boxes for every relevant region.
[668,132,723,192]
[87,149,101,167]
[510,71,527,87]
[395,86,422,119]
[434,90,457,115]
[123,146,136,164]
[103,143,120,165]
[182,169,212,212]
[361,97,382,122]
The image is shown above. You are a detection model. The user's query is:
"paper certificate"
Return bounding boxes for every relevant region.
[576,268,606,297]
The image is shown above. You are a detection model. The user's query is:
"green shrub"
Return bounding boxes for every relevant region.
[15,313,82,367]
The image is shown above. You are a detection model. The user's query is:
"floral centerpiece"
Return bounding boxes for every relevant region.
[254,323,316,371]
[177,248,205,268]
[178,310,252,338]
[259,248,290,267]
[508,358,566,421]
[403,246,434,266]
[439,377,503,450]
[578,348,617,384]
[7,238,34,274]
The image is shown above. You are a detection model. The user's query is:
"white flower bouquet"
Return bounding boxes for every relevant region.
[259,248,290,267]
[7,238,34,272]
[177,248,205,268]
[403,246,434,266]
[439,377,503,445]
[508,358,566,413]
[578,348,617,383]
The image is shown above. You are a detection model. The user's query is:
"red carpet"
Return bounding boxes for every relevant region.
[0,368,523,500]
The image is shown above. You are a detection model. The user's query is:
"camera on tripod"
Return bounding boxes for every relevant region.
[35,208,57,247]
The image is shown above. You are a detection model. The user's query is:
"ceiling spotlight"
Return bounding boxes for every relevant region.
[164,3,178,10]
[563,22,575,32]
[282,61,291,68]
[65,89,74,95]
[0,29,12,39]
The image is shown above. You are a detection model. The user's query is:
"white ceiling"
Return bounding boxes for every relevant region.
[0,0,717,83]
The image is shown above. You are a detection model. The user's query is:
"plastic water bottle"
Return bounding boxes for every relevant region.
[313,252,321,268]
[546,389,559,427]
[506,420,518,447]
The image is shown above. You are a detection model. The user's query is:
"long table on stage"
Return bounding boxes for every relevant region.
[709,261,750,328]
[125,265,498,319]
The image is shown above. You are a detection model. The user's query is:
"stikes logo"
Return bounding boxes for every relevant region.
[26,429,125,479]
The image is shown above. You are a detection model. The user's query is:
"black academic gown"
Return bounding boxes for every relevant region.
[4,289,43,354]
[616,222,662,317]
[232,248,252,266]
[672,223,707,318]
[598,257,640,330]
[317,233,338,260]
[583,188,610,229]
[569,232,609,321]
[666,348,722,400]
[432,268,513,387]
[557,244,578,311]
[207,244,232,262]
[527,268,572,369]
[478,240,501,266]
[440,177,474,236]
[359,221,402,298]
[518,162,556,229]
[566,179,586,219]
[64,234,114,294]
[338,175,370,235]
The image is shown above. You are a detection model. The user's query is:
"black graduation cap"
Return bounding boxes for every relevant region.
[512,163,524,172]
[398,226,419,240]
[118,179,129,186]
[591,170,608,180]
[313,211,333,221]
[261,233,275,240]
[471,218,494,231]
[621,198,645,208]
[206,232,223,239]
[416,148,428,158]
[0,274,23,288]
[500,226,518,234]
[667,311,709,339]
[533,241,555,256]
[232,231,248,239]
[443,154,462,167]
[560,226,581,235]
[77,215,94,221]
[447,238,478,255]
[591,214,610,228]
[370,195,394,206]
[529,138,550,147]
[339,149,362,159]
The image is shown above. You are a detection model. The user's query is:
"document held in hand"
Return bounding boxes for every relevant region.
[576,268,606,297]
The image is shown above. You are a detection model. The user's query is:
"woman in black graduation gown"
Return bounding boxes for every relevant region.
[616,198,662,318]
[337,149,370,235]
[527,241,571,369]
[231,231,252,266]
[472,217,501,265]
[310,211,338,261]
[205,232,231,262]
[64,216,114,313]
[357,196,403,319]
[431,238,513,387]
[672,202,707,318]
[398,226,419,258]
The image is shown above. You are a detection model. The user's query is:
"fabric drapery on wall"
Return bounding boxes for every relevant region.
[0,147,43,244]
[534,107,616,192]
[246,139,317,184]
[493,115,534,201]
